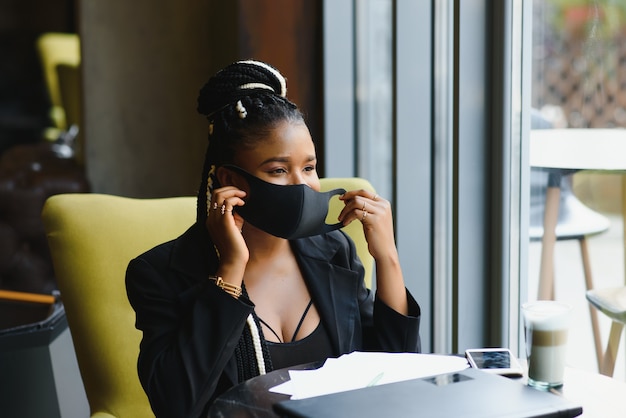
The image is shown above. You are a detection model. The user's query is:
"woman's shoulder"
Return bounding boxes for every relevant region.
[132,238,176,265]
[129,223,207,269]
[126,223,211,297]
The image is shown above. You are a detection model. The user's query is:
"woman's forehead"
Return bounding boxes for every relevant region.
[234,122,315,165]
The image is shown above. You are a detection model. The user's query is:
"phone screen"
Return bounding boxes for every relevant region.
[465,348,523,377]
[470,350,513,369]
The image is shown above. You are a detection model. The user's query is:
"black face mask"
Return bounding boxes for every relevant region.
[223,165,346,239]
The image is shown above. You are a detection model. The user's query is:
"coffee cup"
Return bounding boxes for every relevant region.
[521,300,571,389]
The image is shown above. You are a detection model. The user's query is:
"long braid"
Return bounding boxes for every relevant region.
[233,286,274,382]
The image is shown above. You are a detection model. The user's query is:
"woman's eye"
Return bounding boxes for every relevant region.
[304,165,316,172]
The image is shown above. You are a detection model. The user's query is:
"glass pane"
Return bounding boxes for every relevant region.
[529,0,626,381]
[355,0,393,199]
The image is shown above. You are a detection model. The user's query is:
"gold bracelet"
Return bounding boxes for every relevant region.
[208,275,242,298]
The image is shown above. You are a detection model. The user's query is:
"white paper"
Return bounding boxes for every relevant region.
[268,352,469,399]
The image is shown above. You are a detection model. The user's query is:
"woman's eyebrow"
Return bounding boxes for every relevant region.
[258,155,316,166]
[258,156,291,165]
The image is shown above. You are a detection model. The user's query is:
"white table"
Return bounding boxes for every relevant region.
[531,129,626,172]
[560,366,626,417]
[518,358,626,418]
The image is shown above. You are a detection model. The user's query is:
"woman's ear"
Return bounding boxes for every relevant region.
[216,166,234,187]
[216,166,248,191]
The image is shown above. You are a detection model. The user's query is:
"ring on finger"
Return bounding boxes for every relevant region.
[361,202,367,211]
[373,194,379,201]
[361,210,368,221]
[221,204,233,215]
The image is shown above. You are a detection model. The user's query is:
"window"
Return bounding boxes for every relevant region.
[323,0,501,354]
[526,0,626,380]
[324,0,434,350]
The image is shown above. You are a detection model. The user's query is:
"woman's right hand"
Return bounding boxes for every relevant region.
[206,186,249,278]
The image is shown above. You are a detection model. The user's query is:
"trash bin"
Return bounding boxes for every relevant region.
[0,296,89,418]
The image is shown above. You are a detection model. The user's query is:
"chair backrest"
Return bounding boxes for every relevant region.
[41,178,374,417]
[36,33,81,131]
[320,177,375,287]
[43,194,195,417]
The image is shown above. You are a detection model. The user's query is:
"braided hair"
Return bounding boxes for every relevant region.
[195,60,306,381]
[196,60,305,222]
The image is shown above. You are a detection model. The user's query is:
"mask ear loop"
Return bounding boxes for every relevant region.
[320,188,347,232]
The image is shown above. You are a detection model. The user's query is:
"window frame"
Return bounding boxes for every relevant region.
[322,0,524,354]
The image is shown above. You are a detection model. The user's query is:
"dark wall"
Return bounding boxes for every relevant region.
[0,0,76,153]
[207,0,325,174]
[2,1,325,197]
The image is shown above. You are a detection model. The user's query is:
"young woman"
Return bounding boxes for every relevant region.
[126,60,421,418]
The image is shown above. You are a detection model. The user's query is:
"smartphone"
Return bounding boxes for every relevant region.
[465,348,524,377]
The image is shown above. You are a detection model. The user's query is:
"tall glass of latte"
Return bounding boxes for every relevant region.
[522,301,571,389]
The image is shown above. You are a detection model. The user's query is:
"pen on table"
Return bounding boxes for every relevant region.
[366,372,384,387]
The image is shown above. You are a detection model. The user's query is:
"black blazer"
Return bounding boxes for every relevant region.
[126,223,421,418]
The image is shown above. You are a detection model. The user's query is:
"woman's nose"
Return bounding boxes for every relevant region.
[290,172,307,185]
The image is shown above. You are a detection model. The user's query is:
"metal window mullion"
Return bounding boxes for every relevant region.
[323,0,356,178]
[432,0,455,354]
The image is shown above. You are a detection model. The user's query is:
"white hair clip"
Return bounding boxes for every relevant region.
[236,100,247,119]
[238,60,287,98]
[239,82,274,93]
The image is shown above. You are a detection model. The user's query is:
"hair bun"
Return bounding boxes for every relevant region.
[197,60,287,117]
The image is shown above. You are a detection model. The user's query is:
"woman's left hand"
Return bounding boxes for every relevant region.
[338,190,397,260]
[339,190,408,315]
